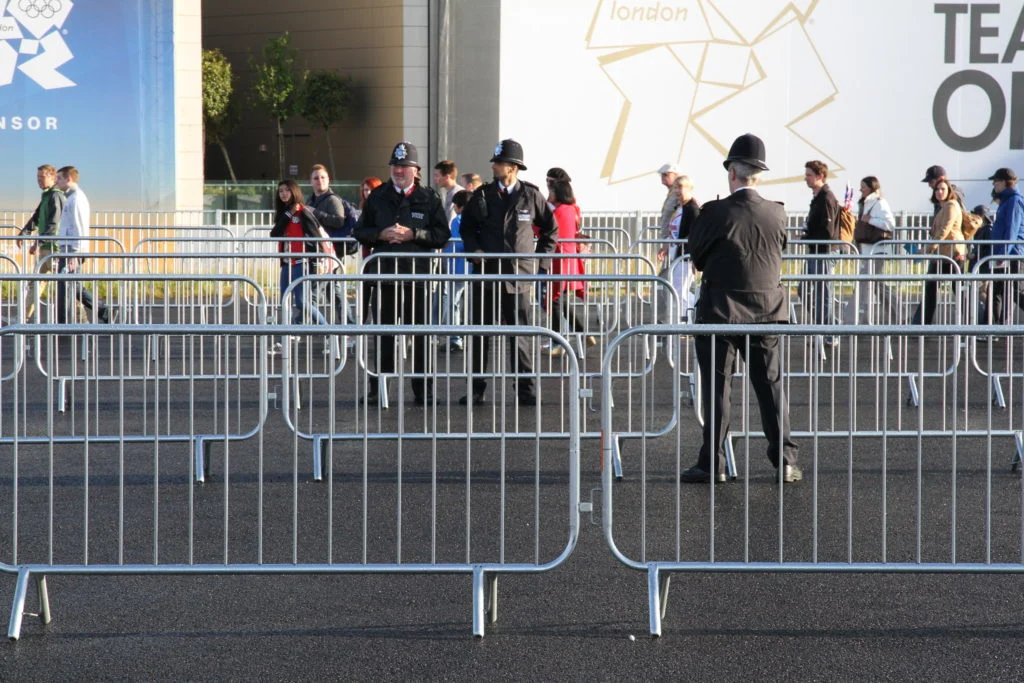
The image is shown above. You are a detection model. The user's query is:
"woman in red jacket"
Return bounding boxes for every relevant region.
[270,179,328,325]
[545,168,601,356]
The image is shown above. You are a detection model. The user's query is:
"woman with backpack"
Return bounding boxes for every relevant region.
[912,178,965,325]
[846,176,896,323]
[271,179,329,327]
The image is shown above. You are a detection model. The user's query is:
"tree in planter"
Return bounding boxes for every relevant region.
[301,70,353,176]
[249,32,301,179]
[202,48,239,183]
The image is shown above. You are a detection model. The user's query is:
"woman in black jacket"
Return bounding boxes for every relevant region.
[270,180,328,325]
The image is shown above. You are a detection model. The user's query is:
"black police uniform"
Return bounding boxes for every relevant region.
[354,179,449,400]
[685,134,799,480]
[459,176,557,401]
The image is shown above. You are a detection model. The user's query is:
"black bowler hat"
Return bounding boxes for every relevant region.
[389,141,420,168]
[989,167,1017,182]
[722,133,768,171]
[490,139,527,170]
[921,165,946,183]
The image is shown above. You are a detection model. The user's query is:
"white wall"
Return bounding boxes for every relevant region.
[499,0,1023,212]
[174,0,203,211]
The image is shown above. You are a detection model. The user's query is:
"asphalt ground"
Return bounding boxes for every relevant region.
[1,329,1024,681]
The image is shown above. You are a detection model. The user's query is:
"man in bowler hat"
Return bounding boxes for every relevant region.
[682,133,801,484]
[354,141,450,405]
[458,138,558,405]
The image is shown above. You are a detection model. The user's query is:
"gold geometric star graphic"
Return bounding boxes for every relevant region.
[586,0,842,185]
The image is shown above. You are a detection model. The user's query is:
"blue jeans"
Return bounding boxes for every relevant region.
[280,262,327,325]
[803,257,834,326]
[442,281,466,343]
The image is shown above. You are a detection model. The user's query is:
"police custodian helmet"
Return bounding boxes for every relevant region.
[722,133,769,171]
[490,139,527,170]
[389,141,421,168]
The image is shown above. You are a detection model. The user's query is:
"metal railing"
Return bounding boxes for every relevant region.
[601,323,1024,637]
[1,323,582,640]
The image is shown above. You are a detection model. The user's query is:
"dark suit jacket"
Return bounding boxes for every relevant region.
[688,188,790,324]
[459,180,557,292]
[353,181,450,275]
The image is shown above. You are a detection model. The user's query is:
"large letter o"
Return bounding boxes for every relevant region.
[933,70,1005,152]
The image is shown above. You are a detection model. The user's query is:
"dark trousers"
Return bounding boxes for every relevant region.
[55,257,105,324]
[914,260,958,325]
[553,292,603,335]
[991,261,1024,325]
[466,277,536,396]
[374,281,430,395]
[695,334,798,474]
[801,257,834,325]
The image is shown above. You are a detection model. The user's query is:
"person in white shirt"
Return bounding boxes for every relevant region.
[55,166,109,324]
[432,159,464,223]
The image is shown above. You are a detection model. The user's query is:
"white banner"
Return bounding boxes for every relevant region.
[499,0,1023,213]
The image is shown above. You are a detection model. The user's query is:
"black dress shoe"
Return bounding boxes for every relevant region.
[459,393,485,406]
[680,466,726,483]
[411,392,434,406]
[517,393,539,406]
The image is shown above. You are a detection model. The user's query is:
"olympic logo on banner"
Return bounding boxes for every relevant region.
[0,0,75,90]
[19,0,64,20]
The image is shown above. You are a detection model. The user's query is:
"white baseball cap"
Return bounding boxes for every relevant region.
[658,163,680,175]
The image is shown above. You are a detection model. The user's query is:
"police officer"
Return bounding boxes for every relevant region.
[682,133,801,484]
[354,142,450,405]
[459,139,558,406]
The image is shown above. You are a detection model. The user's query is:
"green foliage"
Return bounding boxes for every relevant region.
[249,33,302,178]
[248,32,302,127]
[202,48,234,128]
[202,48,240,182]
[301,70,353,132]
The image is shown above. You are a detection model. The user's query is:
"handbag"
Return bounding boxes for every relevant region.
[853,219,891,244]
[314,224,339,273]
[575,231,592,254]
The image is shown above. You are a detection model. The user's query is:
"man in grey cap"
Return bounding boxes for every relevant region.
[458,138,558,406]
[656,163,681,241]
[681,133,801,485]
[921,164,965,213]
[654,163,683,324]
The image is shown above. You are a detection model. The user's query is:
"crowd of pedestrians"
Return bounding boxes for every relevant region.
[14,137,1024,487]
[19,164,110,324]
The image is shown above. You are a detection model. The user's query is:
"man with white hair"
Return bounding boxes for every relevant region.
[657,175,700,322]
[681,134,801,485]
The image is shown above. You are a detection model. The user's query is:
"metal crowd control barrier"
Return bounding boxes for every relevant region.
[605,268,1018,479]
[53,248,344,328]
[783,253,966,406]
[0,236,127,282]
[0,210,215,233]
[601,323,1024,637]
[2,277,271,465]
[300,268,678,445]
[581,227,632,256]
[0,252,21,326]
[215,209,275,234]
[0,323,581,639]
[581,210,660,242]
[352,252,667,395]
[966,254,1024,411]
